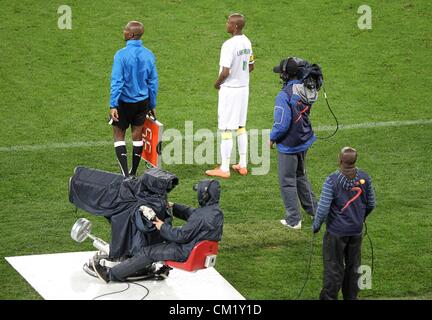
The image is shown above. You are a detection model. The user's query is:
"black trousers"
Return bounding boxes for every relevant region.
[320,231,362,300]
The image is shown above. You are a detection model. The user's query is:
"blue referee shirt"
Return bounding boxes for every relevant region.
[110,39,158,109]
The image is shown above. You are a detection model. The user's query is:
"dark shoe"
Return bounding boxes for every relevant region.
[92,258,110,283]
[153,265,171,280]
[84,253,124,276]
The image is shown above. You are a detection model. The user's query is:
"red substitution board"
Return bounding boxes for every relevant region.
[141,116,163,168]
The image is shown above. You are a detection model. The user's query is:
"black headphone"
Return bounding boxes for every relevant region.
[201,180,217,204]
[274,57,298,82]
[281,58,295,82]
[282,58,289,74]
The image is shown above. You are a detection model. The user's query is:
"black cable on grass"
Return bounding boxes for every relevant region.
[316,86,339,140]
[364,222,374,274]
[296,233,316,299]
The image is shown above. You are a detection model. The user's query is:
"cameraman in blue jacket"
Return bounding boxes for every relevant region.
[270,57,318,229]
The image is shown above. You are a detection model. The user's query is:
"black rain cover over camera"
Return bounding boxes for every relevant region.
[69,166,178,259]
[295,58,323,91]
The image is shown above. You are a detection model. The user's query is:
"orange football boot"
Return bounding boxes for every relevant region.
[205,166,230,178]
[232,164,248,176]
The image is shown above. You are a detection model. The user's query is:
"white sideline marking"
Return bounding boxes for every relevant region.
[0,141,110,152]
[1,119,431,153]
[315,119,432,132]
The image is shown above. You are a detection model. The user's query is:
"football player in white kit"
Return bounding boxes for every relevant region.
[206,13,254,178]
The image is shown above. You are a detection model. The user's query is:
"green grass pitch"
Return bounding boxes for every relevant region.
[0,0,431,299]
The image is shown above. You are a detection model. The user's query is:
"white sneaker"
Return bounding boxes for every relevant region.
[280,219,302,230]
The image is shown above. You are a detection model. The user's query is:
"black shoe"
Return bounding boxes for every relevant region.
[92,258,110,283]
[153,265,171,280]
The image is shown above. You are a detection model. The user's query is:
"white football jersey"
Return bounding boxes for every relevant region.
[219,34,254,88]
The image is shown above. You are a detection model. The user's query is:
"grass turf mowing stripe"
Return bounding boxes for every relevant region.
[1,118,431,153]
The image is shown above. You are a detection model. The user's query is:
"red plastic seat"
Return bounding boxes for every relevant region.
[165,240,219,272]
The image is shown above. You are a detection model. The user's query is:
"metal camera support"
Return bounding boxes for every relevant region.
[71,218,110,255]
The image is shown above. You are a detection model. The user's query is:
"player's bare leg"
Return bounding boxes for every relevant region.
[232,126,248,176]
[113,126,129,177]
[130,124,144,177]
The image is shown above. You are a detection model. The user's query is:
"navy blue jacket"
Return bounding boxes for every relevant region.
[270,80,316,154]
[159,181,224,260]
[313,170,376,236]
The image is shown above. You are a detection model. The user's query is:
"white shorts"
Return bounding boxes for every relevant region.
[218,86,249,130]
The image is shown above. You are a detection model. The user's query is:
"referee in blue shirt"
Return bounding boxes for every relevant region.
[109,21,158,178]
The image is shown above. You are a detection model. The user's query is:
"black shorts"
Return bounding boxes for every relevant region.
[112,99,150,130]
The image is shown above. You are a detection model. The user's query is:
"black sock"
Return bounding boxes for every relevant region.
[114,144,128,177]
[130,143,144,176]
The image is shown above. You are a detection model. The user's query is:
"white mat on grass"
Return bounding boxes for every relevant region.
[5,251,245,300]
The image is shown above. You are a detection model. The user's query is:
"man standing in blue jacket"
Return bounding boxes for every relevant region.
[270,57,318,230]
[109,21,158,178]
[312,147,376,300]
